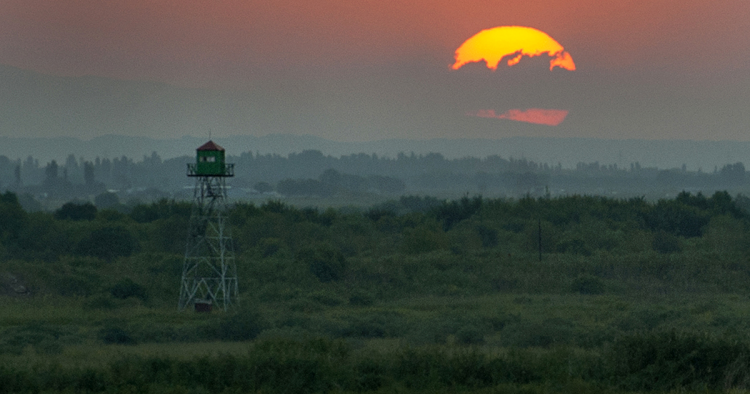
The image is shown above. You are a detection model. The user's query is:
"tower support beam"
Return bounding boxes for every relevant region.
[179,171,237,311]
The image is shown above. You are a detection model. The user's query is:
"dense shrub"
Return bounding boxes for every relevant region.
[296,244,347,282]
[85,294,120,310]
[570,275,605,295]
[643,200,708,237]
[400,225,448,254]
[307,289,344,306]
[348,289,375,306]
[432,195,483,230]
[0,191,26,239]
[556,238,591,255]
[407,315,489,345]
[606,330,750,391]
[76,224,138,260]
[98,326,136,345]
[455,325,485,345]
[54,202,97,221]
[129,199,191,223]
[48,270,101,297]
[652,230,682,253]
[210,310,268,341]
[110,278,148,301]
[258,237,284,258]
[615,309,672,331]
[5,193,750,392]
[0,323,64,355]
[501,319,576,348]
[476,225,499,248]
[340,312,407,339]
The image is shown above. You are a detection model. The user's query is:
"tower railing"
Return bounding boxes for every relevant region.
[186,163,234,177]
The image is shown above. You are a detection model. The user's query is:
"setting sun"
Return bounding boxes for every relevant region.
[452,26,575,71]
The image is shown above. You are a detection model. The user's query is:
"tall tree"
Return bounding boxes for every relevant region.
[84,161,95,186]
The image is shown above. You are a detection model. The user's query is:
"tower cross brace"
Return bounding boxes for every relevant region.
[179,144,237,311]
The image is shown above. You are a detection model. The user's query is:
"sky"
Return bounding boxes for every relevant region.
[1,0,749,142]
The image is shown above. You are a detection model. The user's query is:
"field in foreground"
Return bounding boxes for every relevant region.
[2,192,750,392]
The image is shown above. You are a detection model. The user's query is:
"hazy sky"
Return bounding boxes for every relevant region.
[1,0,749,141]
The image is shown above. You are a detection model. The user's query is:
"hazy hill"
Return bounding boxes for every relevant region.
[1,63,749,170]
[0,134,748,172]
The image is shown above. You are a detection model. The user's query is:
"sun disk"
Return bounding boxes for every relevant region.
[452,26,575,71]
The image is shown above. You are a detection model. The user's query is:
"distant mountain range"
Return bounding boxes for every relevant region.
[0,134,748,172]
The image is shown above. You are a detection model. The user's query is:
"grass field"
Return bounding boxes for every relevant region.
[2,193,750,392]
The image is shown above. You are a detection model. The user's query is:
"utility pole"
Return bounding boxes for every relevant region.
[538,218,542,262]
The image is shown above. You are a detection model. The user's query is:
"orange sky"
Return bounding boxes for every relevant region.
[0,0,748,85]
[0,0,749,141]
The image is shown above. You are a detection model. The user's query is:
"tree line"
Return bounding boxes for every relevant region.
[1,189,748,266]
[0,149,748,205]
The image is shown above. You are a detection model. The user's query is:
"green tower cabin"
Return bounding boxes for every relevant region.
[187,140,234,177]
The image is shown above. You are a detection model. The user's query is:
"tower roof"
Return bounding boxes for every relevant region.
[197,140,225,152]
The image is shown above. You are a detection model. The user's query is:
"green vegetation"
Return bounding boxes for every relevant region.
[3,191,750,392]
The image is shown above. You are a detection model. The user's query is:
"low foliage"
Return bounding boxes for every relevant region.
[1,192,750,392]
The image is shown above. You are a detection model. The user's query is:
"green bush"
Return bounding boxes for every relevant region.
[296,244,347,282]
[483,312,521,331]
[615,309,673,332]
[34,339,63,355]
[98,326,136,345]
[353,356,387,392]
[501,319,575,348]
[54,202,97,221]
[340,312,407,339]
[306,289,344,306]
[258,237,284,258]
[348,289,375,306]
[244,338,351,393]
[570,275,605,295]
[84,293,120,310]
[407,315,488,345]
[0,191,26,239]
[210,310,268,341]
[400,225,449,254]
[643,200,708,237]
[476,225,499,248]
[455,325,485,345]
[76,224,138,261]
[48,269,101,297]
[606,330,750,391]
[556,238,591,256]
[0,323,64,355]
[110,278,148,301]
[652,231,682,254]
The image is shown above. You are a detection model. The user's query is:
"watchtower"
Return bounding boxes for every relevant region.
[178,141,238,311]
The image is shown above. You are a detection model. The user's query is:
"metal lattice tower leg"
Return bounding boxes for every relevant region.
[179,175,238,311]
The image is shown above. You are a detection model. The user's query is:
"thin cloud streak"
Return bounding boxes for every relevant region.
[467,108,569,126]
